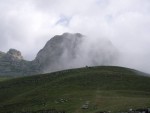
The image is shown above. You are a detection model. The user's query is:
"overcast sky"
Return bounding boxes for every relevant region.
[0,0,150,73]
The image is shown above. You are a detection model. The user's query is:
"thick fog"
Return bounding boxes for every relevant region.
[0,0,150,73]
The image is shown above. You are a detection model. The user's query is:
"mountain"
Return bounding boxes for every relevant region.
[0,66,150,113]
[34,33,84,72]
[0,33,118,76]
[0,49,39,76]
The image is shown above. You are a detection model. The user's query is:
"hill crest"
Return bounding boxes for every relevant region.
[0,66,150,113]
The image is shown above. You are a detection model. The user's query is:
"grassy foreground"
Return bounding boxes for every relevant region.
[0,66,150,113]
[0,76,12,82]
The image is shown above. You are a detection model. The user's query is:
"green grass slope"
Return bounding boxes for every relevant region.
[0,66,150,113]
[0,76,12,82]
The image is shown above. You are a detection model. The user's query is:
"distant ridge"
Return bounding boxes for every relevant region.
[0,49,39,76]
[0,33,118,76]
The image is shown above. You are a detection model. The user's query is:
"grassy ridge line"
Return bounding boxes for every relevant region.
[0,65,143,81]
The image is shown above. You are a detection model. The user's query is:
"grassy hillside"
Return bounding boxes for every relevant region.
[0,76,12,82]
[0,66,150,113]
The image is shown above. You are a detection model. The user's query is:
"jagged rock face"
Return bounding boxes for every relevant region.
[5,49,23,61]
[35,33,84,72]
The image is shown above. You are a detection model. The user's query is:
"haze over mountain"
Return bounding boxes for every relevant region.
[0,0,150,73]
[0,33,118,76]
[35,33,118,73]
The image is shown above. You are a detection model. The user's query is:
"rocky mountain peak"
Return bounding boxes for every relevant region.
[34,33,84,72]
[34,32,118,73]
[62,32,83,37]
[0,32,118,76]
[6,49,23,60]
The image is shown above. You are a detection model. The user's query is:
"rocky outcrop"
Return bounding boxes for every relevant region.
[6,49,23,60]
[0,49,39,76]
[34,33,84,72]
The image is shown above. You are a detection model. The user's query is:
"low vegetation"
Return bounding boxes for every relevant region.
[0,76,12,82]
[0,66,150,113]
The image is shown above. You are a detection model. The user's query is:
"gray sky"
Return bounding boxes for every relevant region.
[0,0,150,73]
